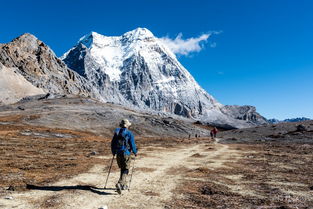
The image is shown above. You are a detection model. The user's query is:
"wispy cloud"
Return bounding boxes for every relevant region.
[210,42,217,48]
[159,32,219,56]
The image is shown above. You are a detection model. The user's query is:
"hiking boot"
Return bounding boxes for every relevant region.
[121,185,128,190]
[116,183,122,194]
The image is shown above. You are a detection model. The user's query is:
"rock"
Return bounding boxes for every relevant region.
[200,186,216,195]
[17,106,25,110]
[296,124,307,132]
[90,151,98,156]
[37,93,52,100]
[4,196,13,200]
[163,119,171,125]
[0,33,101,104]
[7,186,15,191]
[194,121,203,125]
[221,105,268,125]
[98,206,108,209]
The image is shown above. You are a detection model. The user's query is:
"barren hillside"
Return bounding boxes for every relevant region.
[0,97,312,208]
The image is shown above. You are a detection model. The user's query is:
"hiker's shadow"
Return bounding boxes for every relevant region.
[26,184,116,195]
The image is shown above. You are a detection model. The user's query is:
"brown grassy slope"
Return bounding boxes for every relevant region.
[0,113,199,191]
[166,142,313,209]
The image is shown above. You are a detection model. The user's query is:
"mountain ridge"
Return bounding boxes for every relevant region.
[0,33,101,101]
[0,30,268,128]
[268,117,311,124]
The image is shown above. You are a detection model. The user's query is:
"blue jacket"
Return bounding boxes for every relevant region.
[111,128,137,156]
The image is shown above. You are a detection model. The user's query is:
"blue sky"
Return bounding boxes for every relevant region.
[1,0,312,119]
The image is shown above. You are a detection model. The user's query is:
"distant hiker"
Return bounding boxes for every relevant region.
[111,119,137,194]
[195,134,198,138]
[210,127,218,139]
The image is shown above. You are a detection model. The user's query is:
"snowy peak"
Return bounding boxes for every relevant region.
[78,31,113,48]
[78,28,155,49]
[78,32,94,48]
[122,27,155,41]
[61,28,268,128]
[65,28,163,82]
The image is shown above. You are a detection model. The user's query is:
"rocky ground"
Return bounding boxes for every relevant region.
[219,120,313,143]
[0,97,312,208]
[0,95,210,138]
[168,141,313,209]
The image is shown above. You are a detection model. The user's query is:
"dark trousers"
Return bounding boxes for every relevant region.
[116,153,131,187]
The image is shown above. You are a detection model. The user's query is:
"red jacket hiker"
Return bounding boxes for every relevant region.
[210,127,218,138]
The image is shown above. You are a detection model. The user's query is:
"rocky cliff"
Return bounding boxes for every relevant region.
[221,105,267,125]
[0,33,100,100]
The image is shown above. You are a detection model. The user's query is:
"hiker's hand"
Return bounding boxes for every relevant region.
[134,153,137,157]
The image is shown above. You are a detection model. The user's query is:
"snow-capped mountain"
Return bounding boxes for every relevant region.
[62,28,267,128]
[268,117,311,124]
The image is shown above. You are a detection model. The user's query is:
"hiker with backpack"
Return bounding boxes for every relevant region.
[210,127,218,139]
[111,119,137,194]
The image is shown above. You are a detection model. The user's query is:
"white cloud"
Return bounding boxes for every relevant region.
[159,32,218,56]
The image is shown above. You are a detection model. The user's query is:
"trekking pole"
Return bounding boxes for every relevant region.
[104,155,115,189]
[128,155,136,191]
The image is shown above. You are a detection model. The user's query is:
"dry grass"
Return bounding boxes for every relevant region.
[190,153,205,158]
[0,122,110,191]
[166,143,313,209]
[135,167,156,172]
[0,115,208,192]
[142,190,160,197]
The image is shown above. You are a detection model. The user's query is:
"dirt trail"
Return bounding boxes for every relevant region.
[0,140,239,209]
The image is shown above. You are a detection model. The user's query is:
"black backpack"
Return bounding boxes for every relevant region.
[116,128,130,152]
